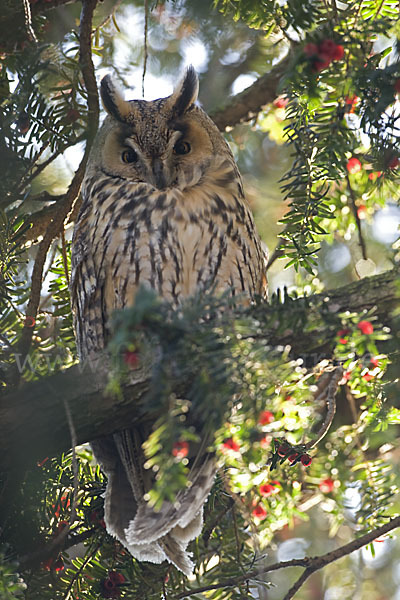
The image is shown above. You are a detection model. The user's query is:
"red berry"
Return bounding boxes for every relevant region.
[277,445,290,457]
[100,577,121,598]
[222,437,240,452]
[17,111,30,134]
[312,55,331,72]
[260,435,271,449]
[288,453,300,463]
[54,557,64,572]
[345,95,359,113]
[362,372,374,382]
[388,156,399,169]
[172,441,189,458]
[357,320,373,335]
[123,350,139,367]
[24,316,36,328]
[304,43,318,56]
[259,482,280,497]
[337,328,349,344]
[319,39,337,58]
[319,478,335,493]
[273,95,288,109]
[277,444,290,457]
[331,44,344,60]
[370,356,379,367]
[252,504,267,520]
[394,79,400,93]
[357,205,367,219]
[300,454,312,466]
[109,571,125,585]
[65,108,80,123]
[337,328,350,337]
[258,410,274,425]
[347,157,362,174]
[368,171,382,181]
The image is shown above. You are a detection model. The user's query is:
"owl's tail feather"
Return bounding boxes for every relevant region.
[93,431,215,576]
[125,455,215,544]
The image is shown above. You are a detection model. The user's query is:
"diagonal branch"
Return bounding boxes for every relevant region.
[210,54,290,131]
[174,515,400,599]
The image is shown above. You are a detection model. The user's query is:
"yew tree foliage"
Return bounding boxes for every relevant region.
[0,0,399,599]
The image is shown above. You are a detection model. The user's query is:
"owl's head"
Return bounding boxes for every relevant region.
[88,67,232,190]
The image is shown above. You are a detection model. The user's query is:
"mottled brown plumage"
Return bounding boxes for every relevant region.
[70,67,267,575]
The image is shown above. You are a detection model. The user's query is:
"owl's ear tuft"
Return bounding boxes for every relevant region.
[100,75,133,122]
[168,66,199,117]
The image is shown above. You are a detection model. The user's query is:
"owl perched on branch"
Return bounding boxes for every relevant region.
[70,67,267,575]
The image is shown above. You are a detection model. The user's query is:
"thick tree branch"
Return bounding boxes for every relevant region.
[263,265,399,358]
[1,267,398,472]
[0,363,149,472]
[210,54,290,130]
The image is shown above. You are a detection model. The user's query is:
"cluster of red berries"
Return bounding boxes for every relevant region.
[270,440,312,469]
[100,571,126,599]
[252,480,282,520]
[41,554,65,571]
[347,155,399,175]
[337,320,374,344]
[304,39,345,72]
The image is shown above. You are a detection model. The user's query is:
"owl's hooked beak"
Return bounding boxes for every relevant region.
[151,157,169,189]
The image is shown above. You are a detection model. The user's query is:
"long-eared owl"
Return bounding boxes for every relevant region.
[70,67,267,575]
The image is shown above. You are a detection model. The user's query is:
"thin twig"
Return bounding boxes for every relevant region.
[92,0,123,34]
[304,366,343,450]
[142,0,149,98]
[266,238,287,271]
[60,228,70,286]
[282,568,313,600]
[63,398,78,525]
[21,0,38,43]
[62,540,103,600]
[202,496,234,547]
[346,173,367,261]
[19,134,85,194]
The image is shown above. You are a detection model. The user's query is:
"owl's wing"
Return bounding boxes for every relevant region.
[70,201,107,359]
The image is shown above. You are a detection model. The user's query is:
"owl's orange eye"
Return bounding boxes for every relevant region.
[121,149,138,163]
[173,140,191,155]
